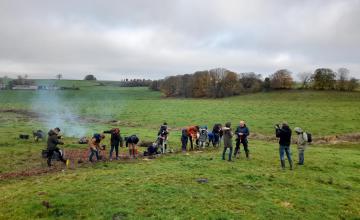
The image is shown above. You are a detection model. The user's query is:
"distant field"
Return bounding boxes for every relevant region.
[1,80,360,138]
[0,80,359,219]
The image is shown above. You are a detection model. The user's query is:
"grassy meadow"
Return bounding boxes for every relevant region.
[0,80,359,219]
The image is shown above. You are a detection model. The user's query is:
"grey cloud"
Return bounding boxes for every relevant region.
[0,0,359,80]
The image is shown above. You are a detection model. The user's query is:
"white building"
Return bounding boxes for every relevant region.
[12,85,39,90]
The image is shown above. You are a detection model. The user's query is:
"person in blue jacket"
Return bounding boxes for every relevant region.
[234,121,250,159]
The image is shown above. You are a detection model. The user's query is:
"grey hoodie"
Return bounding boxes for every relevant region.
[294,127,308,150]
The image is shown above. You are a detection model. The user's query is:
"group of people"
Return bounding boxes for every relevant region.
[45,120,310,170]
[219,121,250,162]
[275,122,309,170]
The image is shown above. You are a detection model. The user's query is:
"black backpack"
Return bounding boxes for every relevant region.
[306,133,312,143]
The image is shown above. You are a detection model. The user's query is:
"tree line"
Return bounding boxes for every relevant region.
[84,74,152,87]
[149,68,359,98]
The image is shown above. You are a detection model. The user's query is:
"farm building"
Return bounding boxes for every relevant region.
[38,85,60,90]
[12,85,39,90]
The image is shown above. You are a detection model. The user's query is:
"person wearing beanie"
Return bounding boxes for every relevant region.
[46,127,67,167]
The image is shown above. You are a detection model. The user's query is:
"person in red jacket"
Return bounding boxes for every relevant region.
[187,126,199,150]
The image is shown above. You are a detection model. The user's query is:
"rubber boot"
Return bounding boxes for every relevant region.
[289,160,293,170]
[245,151,249,159]
[281,160,285,169]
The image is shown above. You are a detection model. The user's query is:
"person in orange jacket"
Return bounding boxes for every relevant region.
[187,126,199,150]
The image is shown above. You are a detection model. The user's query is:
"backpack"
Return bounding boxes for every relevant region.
[306,133,312,143]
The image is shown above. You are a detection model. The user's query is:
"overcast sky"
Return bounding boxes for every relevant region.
[0,0,359,80]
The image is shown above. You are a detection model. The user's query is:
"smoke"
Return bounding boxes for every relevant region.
[31,90,88,137]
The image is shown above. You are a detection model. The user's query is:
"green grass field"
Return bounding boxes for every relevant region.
[0,80,359,219]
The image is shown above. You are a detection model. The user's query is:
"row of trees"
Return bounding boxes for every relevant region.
[83,74,152,87]
[117,79,152,87]
[150,68,264,98]
[150,68,359,98]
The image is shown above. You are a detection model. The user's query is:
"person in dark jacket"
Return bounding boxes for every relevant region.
[211,123,222,147]
[181,128,188,152]
[125,135,140,158]
[46,127,67,167]
[275,122,293,170]
[222,122,234,161]
[104,128,123,161]
[234,121,250,159]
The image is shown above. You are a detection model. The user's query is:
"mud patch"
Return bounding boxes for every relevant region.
[0,109,42,118]
[250,132,360,145]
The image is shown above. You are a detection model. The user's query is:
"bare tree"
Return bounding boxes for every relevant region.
[56,74,63,80]
[298,72,312,89]
[337,68,349,91]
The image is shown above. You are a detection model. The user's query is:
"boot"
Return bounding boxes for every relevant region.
[245,151,249,159]
[280,160,285,169]
[289,160,293,170]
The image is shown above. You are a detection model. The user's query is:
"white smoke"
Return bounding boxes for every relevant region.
[31,90,88,137]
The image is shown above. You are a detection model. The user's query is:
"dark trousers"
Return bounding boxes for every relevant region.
[222,147,233,161]
[47,148,66,167]
[89,149,99,162]
[181,136,188,151]
[109,144,119,159]
[213,133,220,147]
[235,139,249,156]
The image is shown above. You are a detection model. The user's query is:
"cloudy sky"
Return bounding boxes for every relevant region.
[0,0,359,80]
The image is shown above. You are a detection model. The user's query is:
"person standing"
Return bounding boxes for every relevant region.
[234,121,250,159]
[222,122,234,161]
[294,127,308,165]
[181,128,189,152]
[104,128,123,161]
[46,127,67,167]
[275,122,293,170]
